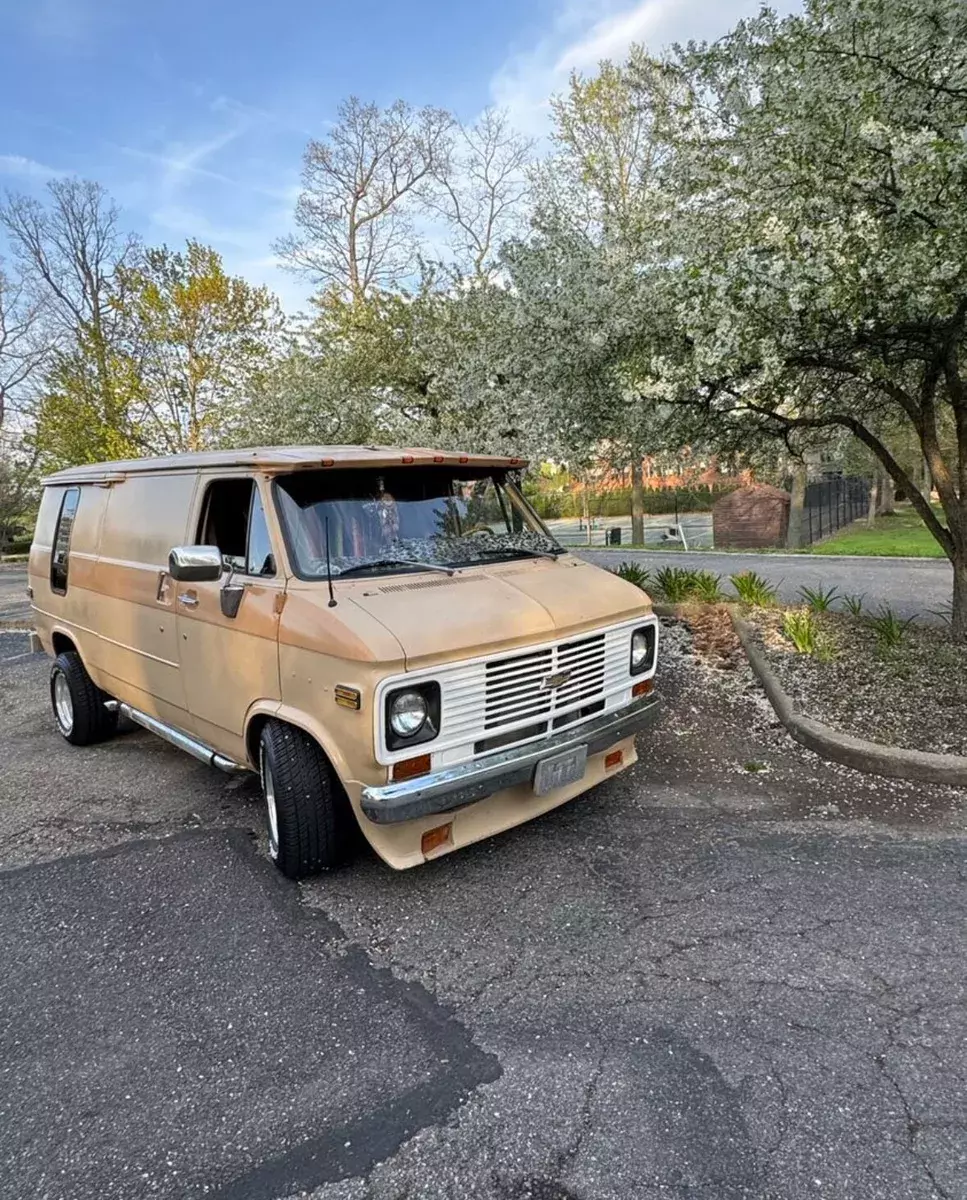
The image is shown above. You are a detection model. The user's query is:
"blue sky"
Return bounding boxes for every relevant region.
[1,0,795,313]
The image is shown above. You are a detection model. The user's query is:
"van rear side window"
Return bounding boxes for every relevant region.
[50,487,80,594]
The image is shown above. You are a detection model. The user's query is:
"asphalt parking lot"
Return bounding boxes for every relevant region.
[2,608,967,1198]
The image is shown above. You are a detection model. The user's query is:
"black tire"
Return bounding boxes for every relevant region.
[50,651,119,746]
[259,720,357,879]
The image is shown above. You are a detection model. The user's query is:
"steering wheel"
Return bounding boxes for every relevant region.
[462,524,496,537]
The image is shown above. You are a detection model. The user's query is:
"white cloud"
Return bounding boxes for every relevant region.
[0,154,63,179]
[491,0,799,136]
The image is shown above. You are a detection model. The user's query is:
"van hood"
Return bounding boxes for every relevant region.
[343,556,651,668]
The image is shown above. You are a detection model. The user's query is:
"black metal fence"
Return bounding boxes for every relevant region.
[803,476,870,545]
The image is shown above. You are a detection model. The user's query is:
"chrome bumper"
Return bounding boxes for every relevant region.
[360,694,660,825]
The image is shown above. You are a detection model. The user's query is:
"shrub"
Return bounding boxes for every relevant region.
[798,584,839,612]
[655,565,700,603]
[730,570,779,607]
[526,483,740,520]
[782,608,834,661]
[868,605,916,650]
[691,570,725,603]
[611,561,651,590]
[841,593,866,618]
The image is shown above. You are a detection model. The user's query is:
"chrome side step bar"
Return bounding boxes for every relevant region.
[105,700,249,774]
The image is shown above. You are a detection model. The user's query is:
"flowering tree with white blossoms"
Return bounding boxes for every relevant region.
[497,59,683,537]
[651,0,967,637]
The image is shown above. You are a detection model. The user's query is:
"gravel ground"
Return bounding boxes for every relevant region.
[3,629,967,1198]
[750,610,967,758]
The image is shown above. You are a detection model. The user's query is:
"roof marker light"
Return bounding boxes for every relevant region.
[402,455,414,464]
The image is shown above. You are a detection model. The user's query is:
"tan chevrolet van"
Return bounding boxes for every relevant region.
[29,446,659,875]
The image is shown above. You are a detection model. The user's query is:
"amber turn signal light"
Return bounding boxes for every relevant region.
[421,822,452,856]
[632,679,653,698]
[334,685,361,710]
[392,753,431,782]
[605,750,624,769]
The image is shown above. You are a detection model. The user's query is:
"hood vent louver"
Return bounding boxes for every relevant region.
[376,576,472,595]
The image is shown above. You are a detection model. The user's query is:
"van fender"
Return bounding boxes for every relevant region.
[242,699,356,785]
[46,620,92,671]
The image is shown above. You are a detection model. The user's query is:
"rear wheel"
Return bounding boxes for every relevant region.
[259,720,356,878]
[50,651,118,746]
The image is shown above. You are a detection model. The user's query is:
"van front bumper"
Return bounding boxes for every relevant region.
[360,694,660,825]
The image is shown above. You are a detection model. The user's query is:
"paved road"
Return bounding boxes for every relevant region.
[583,548,954,621]
[2,628,966,1198]
[0,563,31,629]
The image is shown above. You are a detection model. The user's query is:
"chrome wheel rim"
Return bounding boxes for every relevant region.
[53,672,74,735]
[262,754,279,860]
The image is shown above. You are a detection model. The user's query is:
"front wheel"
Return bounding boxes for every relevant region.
[259,720,357,878]
[50,651,118,746]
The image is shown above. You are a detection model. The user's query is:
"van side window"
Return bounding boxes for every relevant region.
[50,488,80,594]
[198,479,275,577]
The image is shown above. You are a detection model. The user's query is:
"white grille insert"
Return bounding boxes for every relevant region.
[375,615,658,766]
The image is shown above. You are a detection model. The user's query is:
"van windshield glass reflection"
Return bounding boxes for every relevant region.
[274,467,563,578]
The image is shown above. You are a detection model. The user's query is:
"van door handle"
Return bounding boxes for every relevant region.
[178,592,199,608]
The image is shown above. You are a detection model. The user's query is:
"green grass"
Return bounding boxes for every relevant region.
[806,504,947,558]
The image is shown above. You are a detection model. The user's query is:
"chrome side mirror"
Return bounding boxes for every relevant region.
[169,545,222,583]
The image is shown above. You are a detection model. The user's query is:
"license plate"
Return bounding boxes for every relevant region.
[533,746,588,796]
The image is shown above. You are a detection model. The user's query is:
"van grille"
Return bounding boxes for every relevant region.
[483,633,606,729]
[406,620,654,763]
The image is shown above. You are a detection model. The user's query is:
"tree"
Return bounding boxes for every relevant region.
[0,264,47,427]
[0,433,39,553]
[117,241,284,451]
[549,58,666,242]
[0,179,140,397]
[277,98,453,300]
[1,179,145,467]
[651,0,967,637]
[422,109,533,281]
[493,57,679,533]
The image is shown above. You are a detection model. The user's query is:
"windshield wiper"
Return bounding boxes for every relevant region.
[469,546,564,562]
[334,557,456,578]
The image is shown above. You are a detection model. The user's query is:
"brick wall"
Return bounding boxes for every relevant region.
[712,484,791,549]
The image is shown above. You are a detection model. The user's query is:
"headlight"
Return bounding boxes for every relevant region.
[384,681,441,751]
[630,625,656,675]
[389,690,428,738]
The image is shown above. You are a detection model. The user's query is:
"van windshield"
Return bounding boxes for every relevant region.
[274,467,563,578]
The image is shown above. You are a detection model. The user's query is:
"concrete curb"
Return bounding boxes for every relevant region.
[730,610,967,788]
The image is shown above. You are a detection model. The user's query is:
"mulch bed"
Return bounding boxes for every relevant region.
[670,603,743,669]
[745,608,967,757]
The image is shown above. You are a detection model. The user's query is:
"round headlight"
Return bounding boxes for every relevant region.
[631,629,651,672]
[389,690,428,738]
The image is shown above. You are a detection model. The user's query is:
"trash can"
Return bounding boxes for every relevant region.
[607,527,622,546]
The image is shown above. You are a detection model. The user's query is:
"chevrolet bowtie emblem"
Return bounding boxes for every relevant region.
[542,670,572,690]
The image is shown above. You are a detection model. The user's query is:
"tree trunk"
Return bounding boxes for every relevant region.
[952,551,967,644]
[920,455,933,502]
[867,475,879,527]
[630,456,644,546]
[786,463,807,549]
[879,473,895,514]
